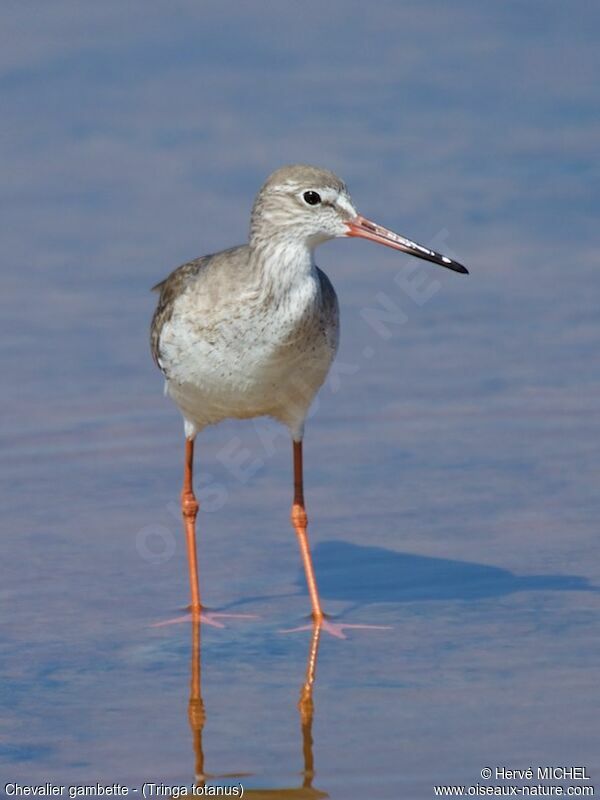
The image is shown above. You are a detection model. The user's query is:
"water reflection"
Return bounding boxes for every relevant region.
[183,623,327,799]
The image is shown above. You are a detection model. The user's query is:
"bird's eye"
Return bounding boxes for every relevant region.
[303,191,321,206]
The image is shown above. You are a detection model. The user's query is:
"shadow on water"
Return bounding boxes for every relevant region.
[308,541,597,607]
[181,622,328,799]
[222,540,596,616]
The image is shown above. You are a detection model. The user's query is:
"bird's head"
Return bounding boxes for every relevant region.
[249,164,468,274]
[250,164,356,249]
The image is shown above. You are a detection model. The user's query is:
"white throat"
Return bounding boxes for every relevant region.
[252,235,319,299]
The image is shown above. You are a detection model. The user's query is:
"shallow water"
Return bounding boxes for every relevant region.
[2,3,600,798]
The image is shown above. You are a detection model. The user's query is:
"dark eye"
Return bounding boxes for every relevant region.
[303,190,321,206]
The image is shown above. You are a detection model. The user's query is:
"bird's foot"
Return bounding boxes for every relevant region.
[152,606,258,629]
[281,615,392,640]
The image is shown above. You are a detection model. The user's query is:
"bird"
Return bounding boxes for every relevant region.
[150,164,468,637]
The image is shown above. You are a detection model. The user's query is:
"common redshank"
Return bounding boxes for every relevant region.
[150,164,468,637]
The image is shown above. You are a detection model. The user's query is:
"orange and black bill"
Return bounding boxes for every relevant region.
[346,214,469,274]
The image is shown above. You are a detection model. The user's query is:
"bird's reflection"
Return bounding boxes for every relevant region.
[188,621,206,786]
[183,622,328,799]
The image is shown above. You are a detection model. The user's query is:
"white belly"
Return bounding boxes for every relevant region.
[159,274,338,438]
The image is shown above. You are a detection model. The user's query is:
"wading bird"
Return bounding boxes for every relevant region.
[150,165,468,637]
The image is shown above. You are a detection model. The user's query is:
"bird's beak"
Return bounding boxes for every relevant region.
[345,214,469,274]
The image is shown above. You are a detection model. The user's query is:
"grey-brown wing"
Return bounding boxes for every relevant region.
[150,244,250,372]
[150,255,210,371]
[316,266,340,351]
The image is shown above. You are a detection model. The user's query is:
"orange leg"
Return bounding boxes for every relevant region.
[291,440,324,622]
[182,438,201,615]
[285,440,392,639]
[153,438,257,628]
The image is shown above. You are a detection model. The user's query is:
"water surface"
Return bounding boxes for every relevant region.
[1,3,599,798]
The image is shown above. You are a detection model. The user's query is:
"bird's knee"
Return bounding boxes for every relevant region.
[181,491,199,519]
[291,503,308,529]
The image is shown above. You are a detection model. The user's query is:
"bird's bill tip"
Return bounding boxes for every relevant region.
[345,214,469,274]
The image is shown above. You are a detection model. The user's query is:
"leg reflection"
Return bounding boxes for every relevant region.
[188,621,206,787]
[298,623,322,793]
[185,621,328,798]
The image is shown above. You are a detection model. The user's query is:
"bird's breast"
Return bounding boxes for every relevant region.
[160,271,336,390]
